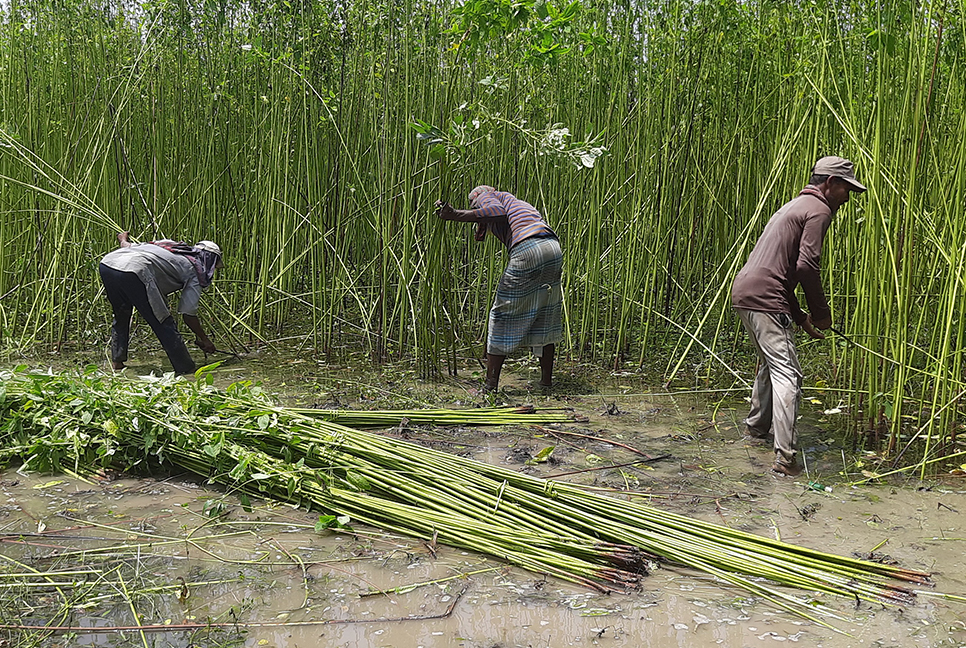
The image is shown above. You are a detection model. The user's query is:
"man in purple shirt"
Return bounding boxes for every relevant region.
[437,186,563,392]
[732,156,866,476]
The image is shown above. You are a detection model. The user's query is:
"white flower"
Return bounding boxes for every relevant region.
[545,127,570,149]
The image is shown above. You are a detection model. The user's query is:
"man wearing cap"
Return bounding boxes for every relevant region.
[732,156,866,476]
[98,232,223,375]
[436,187,563,393]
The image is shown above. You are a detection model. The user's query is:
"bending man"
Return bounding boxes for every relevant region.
[436,186,563,392]
[99,232,223,375]
[731,156,866,476]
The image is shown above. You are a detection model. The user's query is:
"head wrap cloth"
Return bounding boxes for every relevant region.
[149,240,221,288]
[468,185,496,207]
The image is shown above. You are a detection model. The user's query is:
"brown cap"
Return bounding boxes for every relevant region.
[812,156,866,192]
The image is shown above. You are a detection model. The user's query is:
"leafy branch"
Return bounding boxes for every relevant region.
[411,101,607,172]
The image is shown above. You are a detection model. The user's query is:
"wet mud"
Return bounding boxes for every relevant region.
[1,349,965,647]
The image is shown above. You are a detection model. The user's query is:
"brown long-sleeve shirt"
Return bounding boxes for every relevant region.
[731,185,834,325]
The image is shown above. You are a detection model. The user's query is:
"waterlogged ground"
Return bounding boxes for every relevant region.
[2,347,966,648]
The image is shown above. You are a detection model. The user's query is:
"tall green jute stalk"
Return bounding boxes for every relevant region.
[2,1,966,473]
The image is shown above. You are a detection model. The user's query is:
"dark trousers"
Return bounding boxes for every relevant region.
[98,264,196,375]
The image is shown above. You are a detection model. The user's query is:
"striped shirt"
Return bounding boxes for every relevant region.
[473,191,556,249]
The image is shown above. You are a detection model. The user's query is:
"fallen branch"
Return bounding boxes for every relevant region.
[535,425,655,458]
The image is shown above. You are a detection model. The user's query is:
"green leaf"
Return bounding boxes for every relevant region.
[409,119,430,134]
[526,445,555,465]
[534,0,549,20]
[315,515,337,532]
[194,361,222,379]
[228,456,250,480]
[866,29,897,56]
[315,514,351,532]
[345,470,370,491]
[203,498,227,518]
[560,1,580,21]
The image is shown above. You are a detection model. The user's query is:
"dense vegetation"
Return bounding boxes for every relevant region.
[1,0,964,473]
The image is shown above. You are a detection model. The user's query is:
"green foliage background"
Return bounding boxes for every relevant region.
[1,0,964,466]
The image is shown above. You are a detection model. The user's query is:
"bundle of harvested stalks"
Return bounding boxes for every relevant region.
[292,403,574,427]
[0,368,945,629]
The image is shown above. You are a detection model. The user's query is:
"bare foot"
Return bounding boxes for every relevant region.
[771,462,802,477]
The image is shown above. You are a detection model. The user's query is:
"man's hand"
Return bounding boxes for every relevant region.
[196,337,217,354]
[435,200,457,221]
[183,315,215,353]
[801,314,826,340]
[117,231,133,248]
[474,222,487,241]
[811,316,832,330]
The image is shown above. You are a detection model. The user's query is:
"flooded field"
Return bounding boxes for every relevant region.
[1,349,965,647]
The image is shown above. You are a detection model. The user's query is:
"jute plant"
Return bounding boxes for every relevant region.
[1,0,965,473]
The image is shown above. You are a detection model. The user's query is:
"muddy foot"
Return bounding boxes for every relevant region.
[771,462,803,477]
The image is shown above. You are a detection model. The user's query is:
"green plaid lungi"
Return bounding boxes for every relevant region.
[487,236,563,356]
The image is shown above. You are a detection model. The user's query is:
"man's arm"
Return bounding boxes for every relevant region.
[788,290,807,325]
[435,201,505,223]
[796,213,832,328]
[182,314,216,353]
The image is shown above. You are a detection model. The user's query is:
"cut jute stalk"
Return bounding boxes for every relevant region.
[0,370,952,631]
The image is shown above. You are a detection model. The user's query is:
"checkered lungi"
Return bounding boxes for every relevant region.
[487,236,563,356]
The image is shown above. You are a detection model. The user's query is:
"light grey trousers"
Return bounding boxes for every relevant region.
[736,309,803,467]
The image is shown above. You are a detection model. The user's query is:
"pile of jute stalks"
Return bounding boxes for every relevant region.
[0,368,947,629]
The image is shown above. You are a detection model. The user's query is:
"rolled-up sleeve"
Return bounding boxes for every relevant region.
[176,277,202,316]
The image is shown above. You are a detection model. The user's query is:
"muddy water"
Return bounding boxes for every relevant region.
[2,352,966,647]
